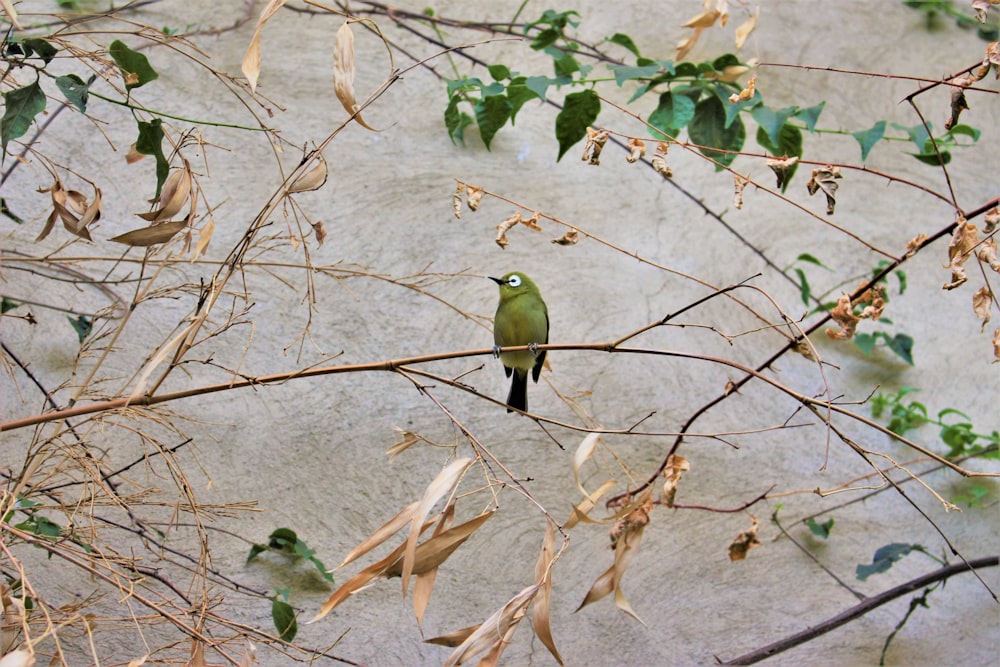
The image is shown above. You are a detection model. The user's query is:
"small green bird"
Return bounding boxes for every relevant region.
[490,272,549,413]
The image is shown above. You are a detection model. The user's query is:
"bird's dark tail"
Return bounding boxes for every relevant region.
[506,369,528,413]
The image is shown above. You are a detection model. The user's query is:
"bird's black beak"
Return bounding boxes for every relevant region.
[489,276,506,285]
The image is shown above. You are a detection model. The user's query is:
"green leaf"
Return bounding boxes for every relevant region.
[854,332,876,356]
[55,74,94,113]
[444,94,473,145]
[474,94,513,150]
[530,27,561,50]
[1,80,47,157]
[711,54,742,71]
[272,598,298,642]
[910,149,951,166]
[805,517,834,539]
[894,270,907,295]
[687,95,745,168]
[608,32,641,57]
[946,124,980,141]
[524,76,553,100]
[751,105,798,148]
[506,78,540,124]
[607,62,661,87]
[555,89,600,161]
[1,297,20,313]
[135,119,169,198]
[267,527,298,551]
[246,543,269,563]
[791,268,811,305]
[67,315,92,343]
[885,333,914,365]
[852,120,886,162]
[109,39,159,90]
[549,49,581,78]
[647,91,696,140]
[856,543,914,581]
[796,253,831,269]
[21,38,58,64]
[487,64,511,81]
[15,515,62,540]
[794,102,826,133]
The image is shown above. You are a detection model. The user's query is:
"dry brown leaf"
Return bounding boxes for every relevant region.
[413,504,455,625]
[651,141,673,178]
[443,585,538,667]
[973,286,993,331]
[564,478,617,530]
[986,41,1000,79]
[825,293,860,340]
[729,73,757,103]
[582,127,610,165]
[978,238,1000,272]
[728,514,761,561]
[946,76,972,130]
[425,625,481,647]
[109,220,187,247]
[386,511,494,579]
[662,454,690,508]
[495,212,521,249]
[943,220,978,290]
[138,166,192,223]
[386,427,423,460]
[521,211,543,231]
[734,7,760,49]
[806,165,842,215]
[333,21,377,131]
[187,639,207,667]
[465,184,484,211]
[577,489,651,624]
[36,178,100,242]
[766,155,796,189]
[241,0,288,94]
[625,137,646,163]
[973,0,999,23]
[191,217,214,261]
[401,458,474,595]
[905,233,928,257]
[128,656,149,667]
[2,584,23,655]
[675,28,702,61]
[125,144,145,164]
[859,286,886,321]
[993,327,1000,359]
[733,173,750,210]
[572,433,601,495]
[551,229,580,246]
[452,183,463,219]
[337,501,419,570]
[983,206,999,234]
[532,523,563,666]
[311,220,327,247]
[682,8,721,29]
[0,0,23,30]
[288,154,328,193]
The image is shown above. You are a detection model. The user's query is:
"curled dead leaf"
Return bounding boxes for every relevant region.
[978,238,999,272]
[662,454,690,508]
[465,184,484,211]
[682,8,721,29]
[946,76,972,130]
[943,220,978,290]
[532,523,563,665]
[311,220,327,247]
[825,293,860,340]
[651,141,673,178]
[728,514,761,561]
[729,74,757,103]
[36,178,101,242]
[806,164,842,215]
[551,229,580,246]
[241,0,288,94]
[139,165,192,223]
[993,327,1000,359]
[582,127,610,165]
[766,155,797,190]
[443,585,538,667]
[522,211,543,231]
[110,220,187,247]
[973,286,993,331]
[973,0,999,23]
[191,216,214,261]
[495,212,521,249]
[288,153,328,193]
[983,206,999,234]
[564,478,617,530]
[426,625,480,647]
[452,183,463,219]
[905,233,928,258]
[625,137,646,163]
[734,7,760,49]
[334,21,377,131]
[733,173,750,210]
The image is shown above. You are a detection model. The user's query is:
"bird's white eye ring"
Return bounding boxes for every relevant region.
[507,275,522,287]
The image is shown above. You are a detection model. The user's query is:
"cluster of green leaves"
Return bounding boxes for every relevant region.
[894,121,980,166]
[247,527,335,642]
[1,35,167,194]
[870,387,1000,460]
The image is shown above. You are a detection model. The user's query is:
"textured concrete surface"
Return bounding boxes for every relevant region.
[1,1,998,665]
